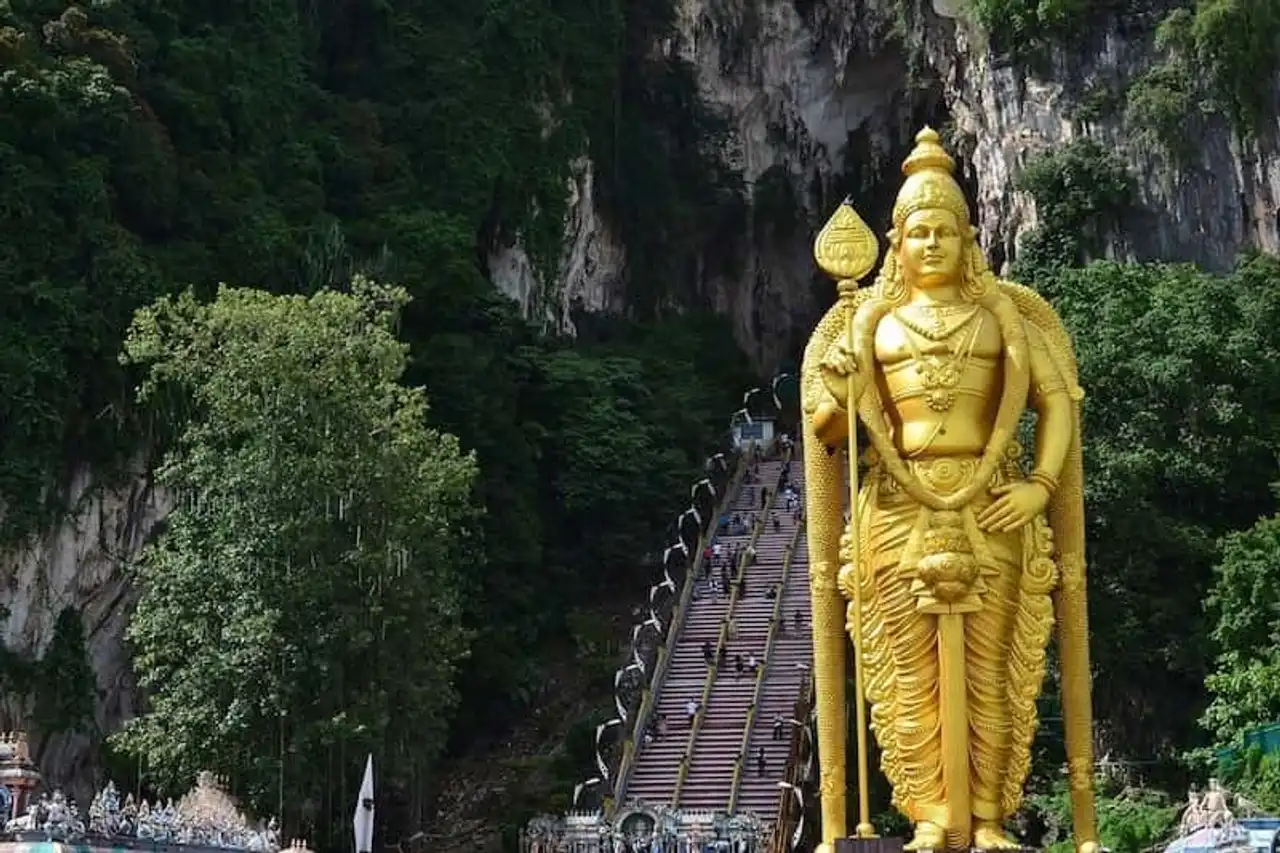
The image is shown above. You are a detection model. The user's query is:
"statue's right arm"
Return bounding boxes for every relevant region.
[812,338,866,447]
[813,395,849,447]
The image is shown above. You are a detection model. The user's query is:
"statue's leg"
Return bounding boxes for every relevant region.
[966,539,1021,849]
[865,503,947,846]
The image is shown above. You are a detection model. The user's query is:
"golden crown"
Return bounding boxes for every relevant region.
[891,127,971,230]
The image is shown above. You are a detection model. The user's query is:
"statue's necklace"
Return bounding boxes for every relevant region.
[892,309,984,413]
[894,302,980,341]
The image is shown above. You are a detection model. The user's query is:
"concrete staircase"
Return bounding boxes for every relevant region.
[733,466,810,815]
[625,459,782,805]
[623,451,813,827]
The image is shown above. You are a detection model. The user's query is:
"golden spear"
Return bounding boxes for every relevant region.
[812,198,880,844]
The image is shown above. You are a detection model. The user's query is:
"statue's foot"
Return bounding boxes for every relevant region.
[904,821,946,850]
[972,820,1022,850]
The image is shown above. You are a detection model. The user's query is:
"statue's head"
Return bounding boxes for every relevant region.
[876,127,992,304]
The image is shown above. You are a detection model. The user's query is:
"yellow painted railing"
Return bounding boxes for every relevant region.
[726,517,803,813]
[671,446,792,807]
[767,674,815,853]
[606,441,756,815]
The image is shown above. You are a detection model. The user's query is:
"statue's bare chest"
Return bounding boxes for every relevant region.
[872,307,1004,415]
[873,306,1004,365]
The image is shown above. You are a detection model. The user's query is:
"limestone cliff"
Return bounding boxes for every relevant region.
[0,464,170,804]
[490,0,1280,368]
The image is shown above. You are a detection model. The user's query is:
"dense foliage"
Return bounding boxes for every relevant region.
[116,281,478,825]
[1012,139,1134,274]
[1032,778,1180,853]
[1203,519,1280,746]
[1016,144,1280,784]
[0,0,752,844]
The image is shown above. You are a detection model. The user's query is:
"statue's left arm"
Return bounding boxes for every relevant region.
[1002,289,1101,853]
[1028,321,1073,492]
[979,321,1073,532]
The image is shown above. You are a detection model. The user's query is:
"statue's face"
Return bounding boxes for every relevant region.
[898,208,964,290]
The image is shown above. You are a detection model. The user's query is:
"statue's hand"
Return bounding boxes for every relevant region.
[839,529,856,566]
[977,481,1050,533]
[820,338,860,407]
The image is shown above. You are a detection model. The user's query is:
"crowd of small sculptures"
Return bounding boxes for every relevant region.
[4,773,280,851]
[520,805,766,852]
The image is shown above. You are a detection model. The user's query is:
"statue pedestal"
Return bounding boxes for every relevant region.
[834,846,1040,853]
[834,838,905,853]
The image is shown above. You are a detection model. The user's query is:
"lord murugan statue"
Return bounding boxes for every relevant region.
[802,128,1100,853]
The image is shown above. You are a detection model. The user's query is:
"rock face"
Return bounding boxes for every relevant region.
[920,0,1280,272]
[667,0,923,368]
[490,0,1280,368]
[488,157,628,334]
[0,463,170,803]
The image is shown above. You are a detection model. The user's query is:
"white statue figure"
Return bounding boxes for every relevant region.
[1202,779,1234,829]
[1180,784,1206,834]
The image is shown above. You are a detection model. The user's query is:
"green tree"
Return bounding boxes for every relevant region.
[1031,778,1180,853]
[114,279,478,840]
[1033,256,1280,770]
[1013,140,1134,276]
[1202,516,1280,745]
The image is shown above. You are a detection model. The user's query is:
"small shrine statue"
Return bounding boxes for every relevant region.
[802,128,1099,852]
[1180,784,1206,834]
[1201,779,1234,828]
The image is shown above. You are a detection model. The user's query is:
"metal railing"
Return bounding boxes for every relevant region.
[767,676,816,853]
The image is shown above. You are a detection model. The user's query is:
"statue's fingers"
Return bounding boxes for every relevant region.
[995,512,1028,532]
[1007,513,1032,532]
[983,504,1017,530]
[989,482,1016,496]
[976,500,1008,525]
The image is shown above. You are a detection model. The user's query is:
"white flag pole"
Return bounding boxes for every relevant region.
[353,754,374,853]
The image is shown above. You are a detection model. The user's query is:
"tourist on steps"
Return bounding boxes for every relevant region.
[685,698,698,727]
[773,714,785,741]
[702,640,713,666]
[735,653,745,678]
[756,746,767,777]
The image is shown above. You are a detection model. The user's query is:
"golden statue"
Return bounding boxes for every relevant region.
[802,128,1100,853]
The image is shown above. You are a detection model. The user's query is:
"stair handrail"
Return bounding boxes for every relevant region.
[607,440,757,815]
[671,446,791,807]
[768,674,816,853]
[726,516,803,813]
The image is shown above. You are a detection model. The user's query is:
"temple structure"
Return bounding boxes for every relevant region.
[0,733,296,853]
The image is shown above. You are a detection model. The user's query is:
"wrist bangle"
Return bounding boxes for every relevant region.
[1029,469,1059,495]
